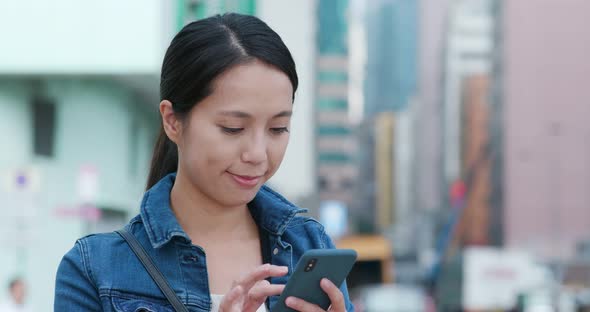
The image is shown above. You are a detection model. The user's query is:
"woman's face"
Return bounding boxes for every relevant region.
[172,61,293,207]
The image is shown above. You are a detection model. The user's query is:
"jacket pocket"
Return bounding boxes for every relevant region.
[111,294,175,312]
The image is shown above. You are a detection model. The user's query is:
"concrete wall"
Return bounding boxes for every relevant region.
[0,78,158,310]
[503,0,590,259]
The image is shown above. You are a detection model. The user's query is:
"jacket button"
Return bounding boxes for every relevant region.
[273,248,279,255]
[184,255,198,262]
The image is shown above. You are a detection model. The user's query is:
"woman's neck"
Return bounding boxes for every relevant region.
[169,171,257,243]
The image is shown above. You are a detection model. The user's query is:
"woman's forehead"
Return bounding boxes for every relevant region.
[194,63,293,117]
[212,61,293,96]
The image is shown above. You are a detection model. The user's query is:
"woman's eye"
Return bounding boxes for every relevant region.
[221,127,243,134]
[270,127,289,134]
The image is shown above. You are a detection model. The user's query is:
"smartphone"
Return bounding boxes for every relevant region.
[273,249,357,312]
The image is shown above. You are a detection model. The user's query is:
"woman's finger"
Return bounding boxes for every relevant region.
[243,280,285,312]
[285,296,326,312]
[234,264,288,290]
[248,280,285,301]
[320,278,346,311]
[219,285,244,312]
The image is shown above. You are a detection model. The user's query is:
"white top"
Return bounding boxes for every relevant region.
[0,300,31,312]
[210,294,268,312]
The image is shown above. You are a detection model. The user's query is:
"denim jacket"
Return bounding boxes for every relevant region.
[54,173,354,311]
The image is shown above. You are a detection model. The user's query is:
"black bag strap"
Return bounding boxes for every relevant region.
[116,229,189,312]
[258,226,272,310]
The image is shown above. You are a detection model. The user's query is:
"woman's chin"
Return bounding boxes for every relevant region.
[218,188,260,207]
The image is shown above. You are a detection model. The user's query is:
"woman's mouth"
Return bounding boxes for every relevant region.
[228,172,263,188]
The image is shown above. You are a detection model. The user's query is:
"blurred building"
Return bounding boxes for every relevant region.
[497,0,590,260]
[358,0,418,233]
[0,1,168,309]
[178,0,256,24]
[370,110,420,256]
[369,0,420,260]
[487,0,505,249]
[413,0,452,278]
[374,113,396,231]
[365,0,418,116]
[442,0,494,189]
[355,119,377,233]
[315,0,359,214]
[437,0,495,257]
[414,0,449,215]
[432,0,496,298]
[456,75,492,246]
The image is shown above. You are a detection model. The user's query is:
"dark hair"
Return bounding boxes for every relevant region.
[8,277,22,291]
[146,13,298,190]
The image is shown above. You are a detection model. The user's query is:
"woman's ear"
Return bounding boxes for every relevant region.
[159,100,182,144]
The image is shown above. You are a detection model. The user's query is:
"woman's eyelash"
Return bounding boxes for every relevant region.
[221,127,243,134]
[271,127,289,134]
[220,126,289,134]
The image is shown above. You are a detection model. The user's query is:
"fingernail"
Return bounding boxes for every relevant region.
[286,297,295,306]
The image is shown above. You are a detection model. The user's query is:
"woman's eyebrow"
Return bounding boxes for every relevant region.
[273,110,292,118]
[218,110,251,118]
[217,110,292,118]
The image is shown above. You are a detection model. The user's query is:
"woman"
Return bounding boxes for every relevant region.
[54,13,354,312]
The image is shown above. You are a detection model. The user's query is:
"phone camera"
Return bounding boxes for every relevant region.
[304,258,317,272]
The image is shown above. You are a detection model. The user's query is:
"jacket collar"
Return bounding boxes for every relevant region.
[140,173,307,249]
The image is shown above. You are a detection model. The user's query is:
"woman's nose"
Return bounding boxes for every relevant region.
[241,133,268,164]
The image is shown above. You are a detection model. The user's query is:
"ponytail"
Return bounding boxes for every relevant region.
[146,126,178,190]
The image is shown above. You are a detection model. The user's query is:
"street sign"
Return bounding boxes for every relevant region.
[0,167,41,246]
[78,164,99,203]
[463,247,553,310]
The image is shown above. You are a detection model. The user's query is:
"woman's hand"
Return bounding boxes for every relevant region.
[219,264,288,312]
[284,278,347,312]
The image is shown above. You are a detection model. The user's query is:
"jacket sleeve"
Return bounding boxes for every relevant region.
[54,240,102,311]
[320,229,356,312]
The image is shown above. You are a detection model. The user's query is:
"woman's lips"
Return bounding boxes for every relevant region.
[228,172,262,188]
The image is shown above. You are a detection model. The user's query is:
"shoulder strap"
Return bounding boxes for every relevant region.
[258,226,272,310]
[259,226,272,265]
[116,229,189,312]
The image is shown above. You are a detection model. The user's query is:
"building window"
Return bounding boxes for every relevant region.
[31,96,56,157]
[318,71,348,83]
[317,125,351,136]
[318,176,328,190]
[317,0,348,55]
[318,152,352,163]
[318,99,348,110]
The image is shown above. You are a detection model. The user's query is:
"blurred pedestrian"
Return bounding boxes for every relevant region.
[54,12,353,312]
[0,278,30,312]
